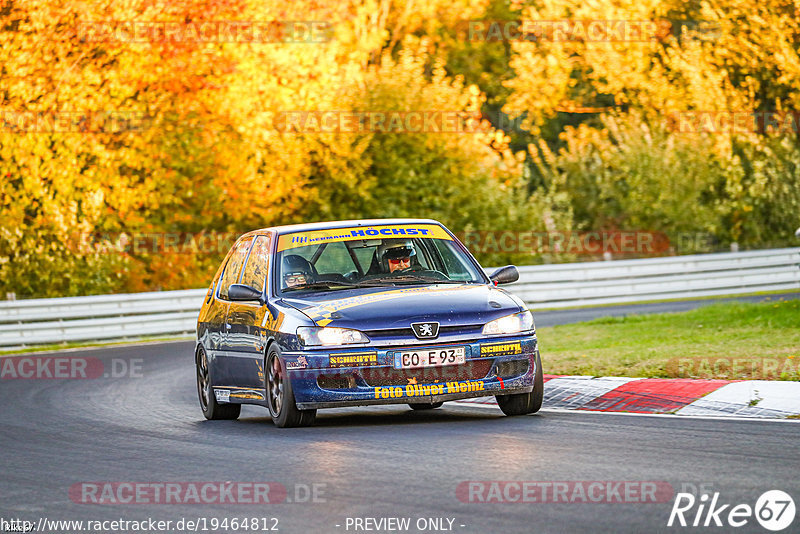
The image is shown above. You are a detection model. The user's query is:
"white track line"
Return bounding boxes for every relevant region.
[449,401,800,423]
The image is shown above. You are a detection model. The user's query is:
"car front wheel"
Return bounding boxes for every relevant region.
[266,348,316,428]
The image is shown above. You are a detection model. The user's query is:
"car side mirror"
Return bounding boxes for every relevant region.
[228,283,265,304]
[489,265,519,285]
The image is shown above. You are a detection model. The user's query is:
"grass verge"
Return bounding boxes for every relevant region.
[532,289,797,311]
[538,298,800,379]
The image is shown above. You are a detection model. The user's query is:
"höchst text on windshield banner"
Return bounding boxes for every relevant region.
[277,224,452,251]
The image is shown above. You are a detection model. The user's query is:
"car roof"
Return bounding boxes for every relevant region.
[248,218,445,236]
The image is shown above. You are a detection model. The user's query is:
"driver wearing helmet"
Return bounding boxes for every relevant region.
[282,254,315,288]
[379,240,416,273]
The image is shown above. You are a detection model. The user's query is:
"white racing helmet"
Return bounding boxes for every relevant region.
[377,240,416,271]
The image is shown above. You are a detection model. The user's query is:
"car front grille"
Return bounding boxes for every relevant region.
[363,324,484,339]
[361,359,494,387]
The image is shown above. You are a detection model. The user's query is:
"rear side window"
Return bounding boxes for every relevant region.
[240,235,272,291]
[217,236,254,300]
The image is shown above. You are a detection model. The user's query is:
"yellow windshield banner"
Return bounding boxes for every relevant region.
[277,224,452,252]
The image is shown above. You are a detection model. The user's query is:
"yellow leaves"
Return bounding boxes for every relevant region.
[508,0,800,162]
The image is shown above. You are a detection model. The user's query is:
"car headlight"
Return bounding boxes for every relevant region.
[297,326,370,346]
[482,310,535,335]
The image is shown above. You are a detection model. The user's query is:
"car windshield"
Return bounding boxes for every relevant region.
[275,224,486,293]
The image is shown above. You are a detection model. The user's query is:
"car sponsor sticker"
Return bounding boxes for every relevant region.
[480,341,523,357]
[277,224,452,251]
[214,388,230,402]
[374,379,485,399]
[286,356,309,370]
[329,351,378,368]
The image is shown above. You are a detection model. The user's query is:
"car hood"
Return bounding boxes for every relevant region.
[280,284,525,330]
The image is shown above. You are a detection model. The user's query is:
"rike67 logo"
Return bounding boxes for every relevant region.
[668,490,795,531]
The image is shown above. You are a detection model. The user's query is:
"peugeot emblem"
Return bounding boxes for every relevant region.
[411,322,439,339]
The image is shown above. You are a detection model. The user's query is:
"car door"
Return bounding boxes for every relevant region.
[224,234,272,389]
[213,236,254,386]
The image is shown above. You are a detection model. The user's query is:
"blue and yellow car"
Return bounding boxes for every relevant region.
[196,219,543,427]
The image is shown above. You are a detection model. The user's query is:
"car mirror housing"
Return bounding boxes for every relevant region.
[489,265,519,285]
[228,284,264,304]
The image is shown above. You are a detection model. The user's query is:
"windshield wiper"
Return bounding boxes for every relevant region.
[377,274,456,284]
[283,280,396,292]
[283,281,360,292]
[351,280,398,287]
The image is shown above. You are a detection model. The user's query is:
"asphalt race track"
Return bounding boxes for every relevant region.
[2,298,799,534]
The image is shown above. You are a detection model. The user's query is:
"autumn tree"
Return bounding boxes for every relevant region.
[507,0,800,248]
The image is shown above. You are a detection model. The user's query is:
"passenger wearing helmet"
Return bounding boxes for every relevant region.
[282,254,315,288]
[379,241,416,273]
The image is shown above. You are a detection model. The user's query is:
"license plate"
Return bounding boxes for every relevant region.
[394,347,466,369]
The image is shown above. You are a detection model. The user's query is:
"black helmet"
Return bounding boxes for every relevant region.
[378,240,416,271]
[282,254,314,286]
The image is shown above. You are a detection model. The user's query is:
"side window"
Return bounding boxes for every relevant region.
[217,236,254,300]
[430,239,479,281]
[240,235,271,291]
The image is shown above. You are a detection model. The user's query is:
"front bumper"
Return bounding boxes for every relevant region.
[282,335,538,410]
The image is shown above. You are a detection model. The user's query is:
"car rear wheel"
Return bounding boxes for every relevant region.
[266,348,316,428]
[496,351,543,416]
[408,402,444,410]
[196,346,241,420]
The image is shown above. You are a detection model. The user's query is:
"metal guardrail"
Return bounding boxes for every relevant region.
[0,289,205,349]
[0,248,798,349]
[507,248,800,309]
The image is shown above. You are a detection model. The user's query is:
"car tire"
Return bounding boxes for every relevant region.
[266,347,316,428]
[408,402,444,410]
[196,346,241,420]
[496,351,544,416]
